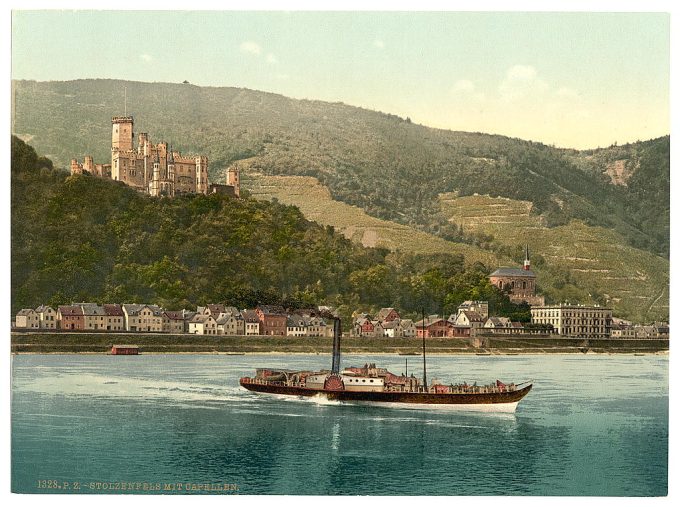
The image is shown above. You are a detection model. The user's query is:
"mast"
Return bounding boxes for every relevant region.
[421,308,428,392]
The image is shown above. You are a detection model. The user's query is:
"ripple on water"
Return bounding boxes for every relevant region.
[10,353,668,496]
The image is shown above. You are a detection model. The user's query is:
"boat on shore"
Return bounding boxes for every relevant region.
[239,315,532,412]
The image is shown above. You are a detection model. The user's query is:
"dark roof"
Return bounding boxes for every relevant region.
[103,304,124,316]
[257,305,286,316]
[163,310,184,320]
[287,315,307,327]
[490,267,535,277]
[377,307,399,320]
[462,310,484,322]
[206,304,226,314]
[58,305,83,316]
[242,309,260,322]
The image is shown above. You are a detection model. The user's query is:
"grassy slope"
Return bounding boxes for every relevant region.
[439,194,669,322]
[246,170,668,322]
[244,171,502,266]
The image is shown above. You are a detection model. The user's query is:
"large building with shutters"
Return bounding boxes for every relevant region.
[530,304,612,339]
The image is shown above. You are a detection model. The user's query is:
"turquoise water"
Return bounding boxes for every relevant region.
[11,353,668,496]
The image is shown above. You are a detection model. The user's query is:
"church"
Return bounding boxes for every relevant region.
[489,245,545,306]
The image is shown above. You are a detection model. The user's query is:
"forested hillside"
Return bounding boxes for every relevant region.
[566,137,670,255]
[11,136,529,323]
[12,79,670,257]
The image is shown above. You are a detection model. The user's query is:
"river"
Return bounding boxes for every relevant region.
[11,353,668,496]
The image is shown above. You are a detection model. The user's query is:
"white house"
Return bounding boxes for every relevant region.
[15,308,39,329]
[189,314,218,335]
[36,305,57,329]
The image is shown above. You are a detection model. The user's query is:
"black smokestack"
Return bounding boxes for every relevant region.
[331,318,342,374]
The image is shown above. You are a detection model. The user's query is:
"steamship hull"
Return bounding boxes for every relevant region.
[239,378,532,412]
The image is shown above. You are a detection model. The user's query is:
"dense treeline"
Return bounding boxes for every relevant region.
[12,79,669,257]
[11,137,529,323]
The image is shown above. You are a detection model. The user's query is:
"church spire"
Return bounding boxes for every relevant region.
[523,244,531,271]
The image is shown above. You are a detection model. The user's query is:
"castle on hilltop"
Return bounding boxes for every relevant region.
[71,115,239,198]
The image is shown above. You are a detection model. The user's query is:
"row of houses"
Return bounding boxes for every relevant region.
[14,303,334,337]
[611,321,669,340]
[14,301,670,340]
[353,302,669,340]
[352,302,519,339]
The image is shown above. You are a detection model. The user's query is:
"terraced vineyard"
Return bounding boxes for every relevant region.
[439,194,669,322]
[245,172,668,322]
[244,171,504,267]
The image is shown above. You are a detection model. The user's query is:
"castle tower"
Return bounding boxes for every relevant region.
[83,156,94,174]
[167,147,175,180]
[149,153,161,196]
[111,116,134,152]
[523,244,531,271]
[137,133,148,155]
[70,159,82,175]
[195,156,208,194]
[167,147,176,197]
[226,165,240,197]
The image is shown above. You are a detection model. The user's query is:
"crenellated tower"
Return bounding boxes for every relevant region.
[111,116,134,152]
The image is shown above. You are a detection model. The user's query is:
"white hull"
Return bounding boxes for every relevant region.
[339,400,520,413]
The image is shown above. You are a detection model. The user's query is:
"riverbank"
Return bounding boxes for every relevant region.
[11,332,669,355]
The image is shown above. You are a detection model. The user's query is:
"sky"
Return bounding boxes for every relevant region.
[10,9,671,150]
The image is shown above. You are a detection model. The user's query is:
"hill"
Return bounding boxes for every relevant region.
[11,136,528,323]
[245,172,668,323]
[244,171,502,266]
[10,79,669,321]
[12,79,669,258]
[438,194,668,321]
